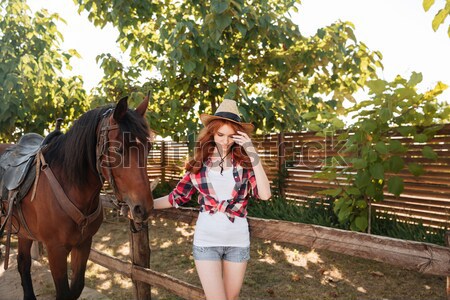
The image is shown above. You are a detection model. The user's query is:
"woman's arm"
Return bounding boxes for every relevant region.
[250,156,272,200]
[153,172,197,209]
[153,195,172,209]
[234,131,272,200]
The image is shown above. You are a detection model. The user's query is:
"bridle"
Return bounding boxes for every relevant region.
[96,108,123,207]
[95,109,150,233]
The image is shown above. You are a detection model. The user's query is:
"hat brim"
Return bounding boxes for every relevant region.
[200,114,255,132]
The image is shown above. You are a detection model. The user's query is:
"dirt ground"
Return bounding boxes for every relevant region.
[0,249,108,300]
[0,213,447,300]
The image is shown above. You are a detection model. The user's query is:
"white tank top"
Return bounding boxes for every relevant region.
[193,167,250,247]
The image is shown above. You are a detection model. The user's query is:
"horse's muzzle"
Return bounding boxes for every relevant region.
[131,204,149,223]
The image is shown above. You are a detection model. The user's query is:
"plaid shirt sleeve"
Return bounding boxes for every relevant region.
[168,172,196,207]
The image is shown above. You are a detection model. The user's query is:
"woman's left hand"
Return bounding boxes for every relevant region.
[233,131,257,154]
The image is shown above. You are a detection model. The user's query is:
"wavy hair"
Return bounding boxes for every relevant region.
[186,119,253,174]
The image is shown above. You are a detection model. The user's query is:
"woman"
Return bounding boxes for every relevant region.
[154,99,271,300]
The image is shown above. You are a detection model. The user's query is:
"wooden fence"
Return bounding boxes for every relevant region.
[146,124,450,228]
[91,202,450,300]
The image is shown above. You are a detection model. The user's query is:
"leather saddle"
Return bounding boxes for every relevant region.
[0,133,43,196]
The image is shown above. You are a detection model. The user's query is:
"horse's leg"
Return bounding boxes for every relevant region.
[69,237,93,299]
[17,237,36,300]
[46,244,71,300]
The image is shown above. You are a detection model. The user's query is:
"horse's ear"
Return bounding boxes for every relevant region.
[113,96,128,122]
[135,93,149,116]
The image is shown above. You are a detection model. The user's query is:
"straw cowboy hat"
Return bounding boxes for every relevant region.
[200,99,254,132]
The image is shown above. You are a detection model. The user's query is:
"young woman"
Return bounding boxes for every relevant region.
[153,99,271,300]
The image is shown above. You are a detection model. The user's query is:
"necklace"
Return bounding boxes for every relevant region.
[216,145,231,175]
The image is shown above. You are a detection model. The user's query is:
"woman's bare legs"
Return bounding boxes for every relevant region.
[195,260,227,300]
[195,260,247,300]
[223,260,247,300]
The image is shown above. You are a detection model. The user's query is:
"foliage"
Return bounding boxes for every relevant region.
[152,181,176,199]
[423,0,450,37]
[370,212,447,246]
[74,0,382,139]
[249,196,342,228]
[248,196,446,246]
[314,72,449,232]
[0,0,88,142]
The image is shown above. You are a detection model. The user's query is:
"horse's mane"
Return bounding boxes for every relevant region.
[45,104,150,186]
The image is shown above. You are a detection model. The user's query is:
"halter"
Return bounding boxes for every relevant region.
[96,109,122,206]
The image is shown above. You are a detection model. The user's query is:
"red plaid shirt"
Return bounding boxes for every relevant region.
[168,158,259,222]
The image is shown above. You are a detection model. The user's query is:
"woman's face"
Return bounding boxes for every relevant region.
[214,124,236,152]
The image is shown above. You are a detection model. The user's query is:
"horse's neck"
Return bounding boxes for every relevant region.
[57,168,102,211]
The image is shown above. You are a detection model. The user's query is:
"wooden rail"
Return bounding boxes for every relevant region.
[146,124,450,228]
[94,198,450,299]
[89,249,205,300]
[152,207,450,277]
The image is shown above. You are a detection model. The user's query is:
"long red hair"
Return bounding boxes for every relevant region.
[186,119,253,174]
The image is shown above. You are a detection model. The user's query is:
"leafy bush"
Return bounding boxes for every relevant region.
[248,196,446,246]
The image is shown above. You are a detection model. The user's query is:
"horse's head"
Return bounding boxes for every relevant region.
[97,95,153,223]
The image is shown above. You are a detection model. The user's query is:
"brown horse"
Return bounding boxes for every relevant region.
[0,95,153,299]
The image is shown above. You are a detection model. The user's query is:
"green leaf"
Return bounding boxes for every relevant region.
[331,117,345,129]
[211,0,230,14]
[432,8,448,31]
[365,182,376,197]
[338,205,352,222]
[388,176,404,196]
[355,216,368,231]
[214,13,232,32]
[422,146,438,160]
[395,87,416,99]
[408,163,425,176]
[423,0,435,12]
[347,187,361,196]
[369,163,384,180]
[351,158,367,169]
[183,61,196,73]
[355,200,367,209]
[388,156,404,173]
[379,108,392,123]
[414,133,428,143]
[317,188,342,197]
[361,119,377,133]
[333,198,345,212]
[355,172,371,188]
[374,141,388,155]
[388,140,407,153]
[397,126,416,137]
[367,79,387,94]
[306,123,322,132]
[367,149,378,162]
[408,71,423,86]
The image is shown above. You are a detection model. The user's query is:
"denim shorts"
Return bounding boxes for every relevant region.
[193,245,250,263]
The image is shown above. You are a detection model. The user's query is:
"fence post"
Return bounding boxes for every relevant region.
[446,231,450,300]
[277,132,286,198]
[130,220,151,300]
[161,141,166,183]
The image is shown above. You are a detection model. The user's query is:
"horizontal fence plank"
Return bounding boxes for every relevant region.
[149,124,450,228]
[151,207,450,277]
[89,249,206,300]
